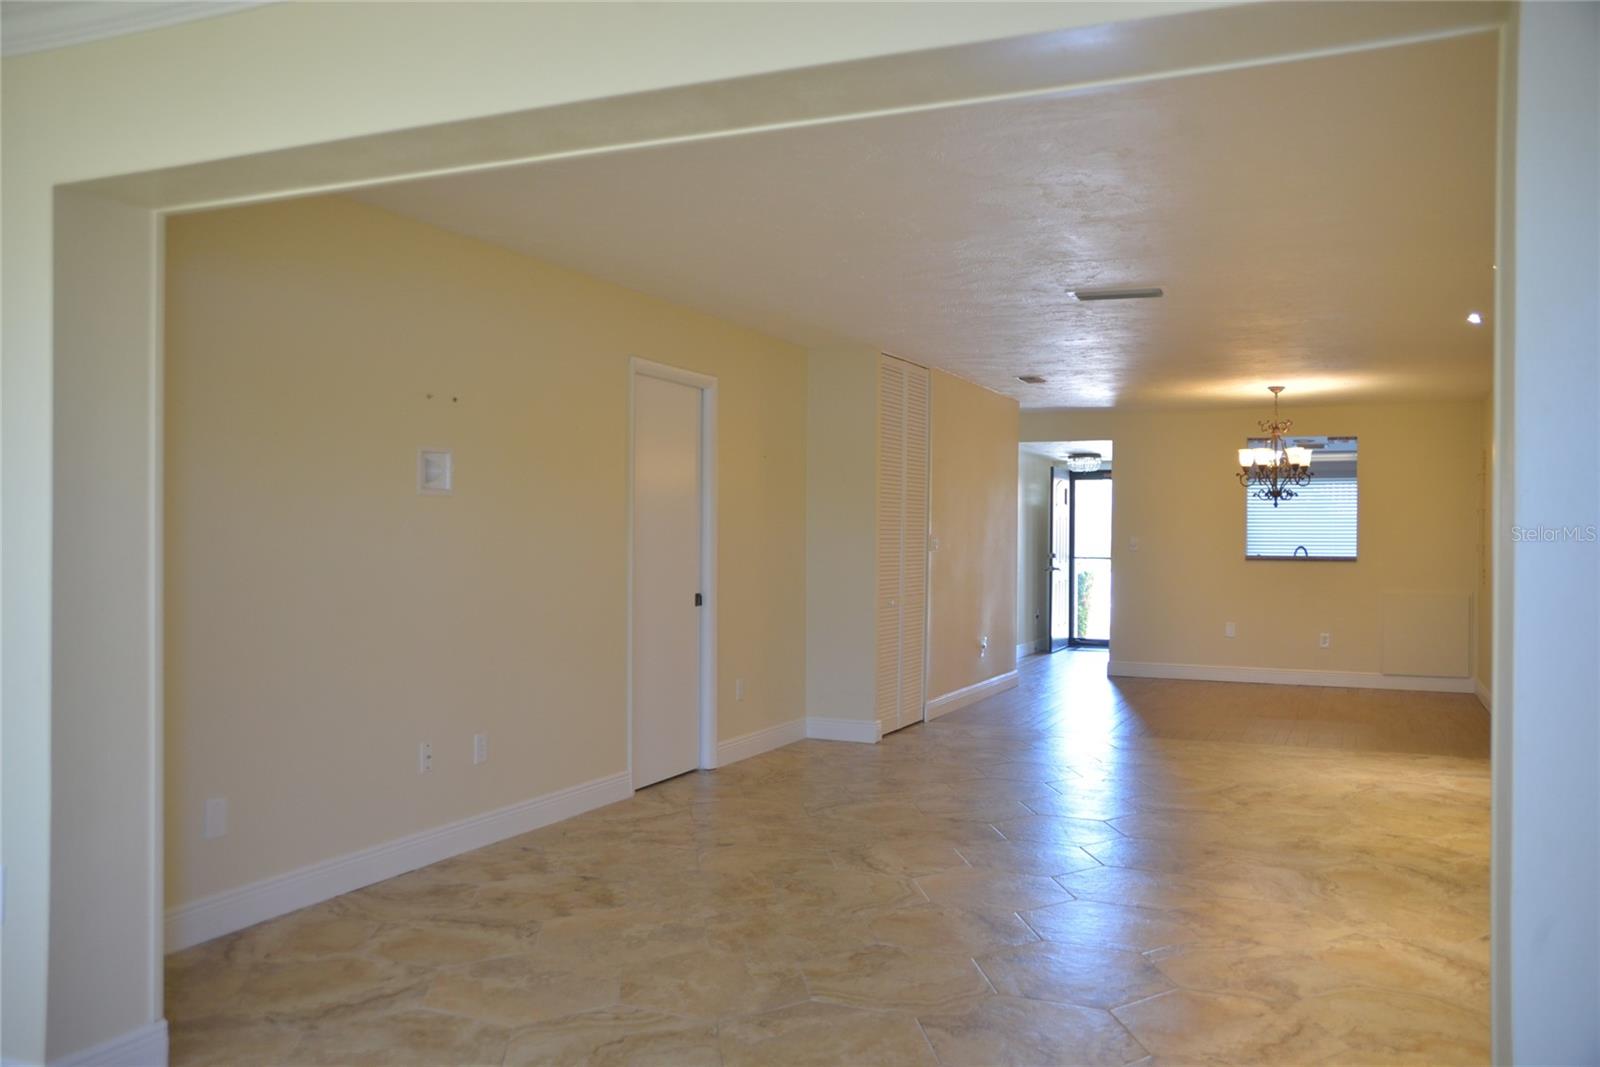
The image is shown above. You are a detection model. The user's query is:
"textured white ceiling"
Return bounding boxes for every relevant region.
[1024,440,1115,463]
[354,33,1497,410]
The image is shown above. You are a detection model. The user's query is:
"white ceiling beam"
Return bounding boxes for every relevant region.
[1,0,272,58]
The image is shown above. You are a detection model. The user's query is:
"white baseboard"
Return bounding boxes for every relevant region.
[926,670,1020,721]
[1015,640,1048,659]
[49,1020,167,1067]
[1108,659,1476,693]
[1475,678,1492,711]
[165,771,633,951]
[805,716,882,744]
[717,717,806,765]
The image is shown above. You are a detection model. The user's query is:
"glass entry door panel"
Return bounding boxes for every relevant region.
[1070,475,1112,645]
[1048,471,1072,651]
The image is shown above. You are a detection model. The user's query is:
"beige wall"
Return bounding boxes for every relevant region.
[805,355,1020,716]
[928,371,1019,699]
[1017,449,1054,655]
[164,196,805,907]
[49,190,163,1057]
[1021,398,1487,678]
[804,348,880,722]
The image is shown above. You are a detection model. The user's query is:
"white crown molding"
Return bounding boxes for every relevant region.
[1,1,273,58]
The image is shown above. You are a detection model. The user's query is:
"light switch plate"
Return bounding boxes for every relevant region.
[203,797,227,839]
[418,449,453,495]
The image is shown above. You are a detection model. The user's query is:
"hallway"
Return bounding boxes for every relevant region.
[168,652,1490,1065]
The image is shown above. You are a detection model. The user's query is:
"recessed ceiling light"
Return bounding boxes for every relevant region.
[1017,374,1047,385]
[1467,311,1483,325]
[1069,286,1164,302]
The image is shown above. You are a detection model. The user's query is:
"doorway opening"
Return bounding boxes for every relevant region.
[1064,468,1112,647]
[1030,440,1112,653]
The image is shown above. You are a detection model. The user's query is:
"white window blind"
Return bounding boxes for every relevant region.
[1246,476,1358,559]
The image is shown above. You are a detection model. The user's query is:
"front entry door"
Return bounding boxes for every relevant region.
[1068,470,1112,646]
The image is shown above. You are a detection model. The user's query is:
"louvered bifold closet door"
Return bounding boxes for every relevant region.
[896,365,930,730]
[874,358,908,732]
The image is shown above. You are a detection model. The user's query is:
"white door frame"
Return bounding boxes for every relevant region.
[919,381,934,724]
[27,14,1533,1062]
[627,356,718,783]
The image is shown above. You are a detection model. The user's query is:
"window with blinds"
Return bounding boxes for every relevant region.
[1245,437,1358,560]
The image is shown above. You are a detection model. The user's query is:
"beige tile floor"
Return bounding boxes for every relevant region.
[168,650,1490,1065]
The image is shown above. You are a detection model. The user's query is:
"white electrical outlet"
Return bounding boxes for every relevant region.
[1225,621,1236,638]
[203,797,227,839]
[980,635,989,656]
[419,741,433,773]
[473,733,488,765]
[735,679,746,702]
[1319,632,1332,649]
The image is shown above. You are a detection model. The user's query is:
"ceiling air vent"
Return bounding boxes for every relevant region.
[1069,286,1164,301]
[1016,374,1048,385]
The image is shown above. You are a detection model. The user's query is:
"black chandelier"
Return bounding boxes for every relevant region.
[1236,386,1313,507]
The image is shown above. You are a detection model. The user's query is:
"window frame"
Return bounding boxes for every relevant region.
[1243,435,1359,562]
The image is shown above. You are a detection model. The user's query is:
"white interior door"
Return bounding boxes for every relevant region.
[632,373,703,789]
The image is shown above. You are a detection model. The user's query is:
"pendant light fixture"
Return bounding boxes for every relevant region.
[1236,386,1313,507]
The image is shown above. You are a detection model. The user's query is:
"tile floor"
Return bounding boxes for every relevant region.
[167,650,1491,1065]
